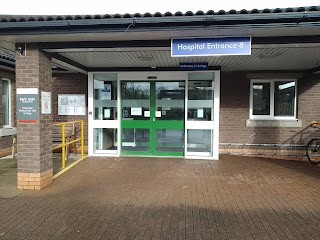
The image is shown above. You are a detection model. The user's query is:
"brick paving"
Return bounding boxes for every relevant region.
[0,155,319,240]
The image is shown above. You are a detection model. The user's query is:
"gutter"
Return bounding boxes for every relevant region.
[0,11,319,35]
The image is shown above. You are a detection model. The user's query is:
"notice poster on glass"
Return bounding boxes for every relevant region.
[131,107,142,116]
[58,94,86,115]
[104,108,111,118]
[197,109,204,118]
[100,84,112,100]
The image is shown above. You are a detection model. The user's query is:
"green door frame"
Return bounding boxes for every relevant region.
[121,81,184,156]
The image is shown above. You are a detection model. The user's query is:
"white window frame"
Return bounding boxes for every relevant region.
[2,78,11,127]
[250,79,297,120]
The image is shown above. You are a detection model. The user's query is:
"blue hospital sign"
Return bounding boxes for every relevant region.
[171,37,251,57]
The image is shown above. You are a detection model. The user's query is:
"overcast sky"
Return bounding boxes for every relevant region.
[1,0,320,15]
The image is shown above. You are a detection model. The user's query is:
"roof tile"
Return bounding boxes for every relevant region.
[0,6,319,22]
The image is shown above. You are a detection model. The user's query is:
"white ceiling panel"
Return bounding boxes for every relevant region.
[58,46,320,71]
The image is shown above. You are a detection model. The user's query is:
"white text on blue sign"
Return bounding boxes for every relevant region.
[171,37,251,57]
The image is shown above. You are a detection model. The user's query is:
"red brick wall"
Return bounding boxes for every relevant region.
[219,71,320,146]
[220,72,250,143]
[52,73,88,146]
[0,69,16,150]
[15,45,53,175]
[298,73,320,129]
[0,71,88,155]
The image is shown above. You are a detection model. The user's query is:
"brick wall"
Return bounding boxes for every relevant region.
[52,73,88,147]
[0,70,88,156]
[0,69,16,152]
[16,45,53,189]
[3,68,320,162]
[219,71,320,160]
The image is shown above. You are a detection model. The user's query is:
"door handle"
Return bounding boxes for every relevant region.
[153,118,155,122]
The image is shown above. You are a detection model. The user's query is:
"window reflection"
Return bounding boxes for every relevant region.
[187,129,212,155]
[156,129,184,152]
[122,82,150,120]
[252,82,270,115]
[94,128,117,152]
[251,81,295,117]
[122,128,150,151]
[2,79,10,126]
[93,73,117,120]
[274,81,295,116]
[156,82,184,120]
[187,80,214,121]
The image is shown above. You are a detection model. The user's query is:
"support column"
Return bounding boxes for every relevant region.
[15,43,53,190]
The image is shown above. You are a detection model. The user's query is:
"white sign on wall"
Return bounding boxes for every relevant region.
[41,91,51,114]
[58,94,86,115]
[17,88,39,122]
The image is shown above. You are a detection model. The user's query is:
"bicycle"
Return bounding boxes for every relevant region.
[306,121,320,165]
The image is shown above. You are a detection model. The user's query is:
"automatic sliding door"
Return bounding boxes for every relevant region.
[154,81,184,156]
[121,82,151,155]
[121,81,185,156]
[186,72,217,158]
[91,73,118,155]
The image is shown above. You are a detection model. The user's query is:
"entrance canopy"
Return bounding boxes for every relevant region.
[0,6,320,73]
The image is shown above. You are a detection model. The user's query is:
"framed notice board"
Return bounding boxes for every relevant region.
[58,94,86,115]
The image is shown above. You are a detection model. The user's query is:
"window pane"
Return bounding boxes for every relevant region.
[252,82,270,115]
[93,73,117,120]
[188,73,214,121]
[122,128,150,151]
[274,81,295,116]
[122,82,150,120]
[94,128,117,152]
[2,80,10,126]
[187,129,212,155]
[156,82,184,120]
[156,129,184,152]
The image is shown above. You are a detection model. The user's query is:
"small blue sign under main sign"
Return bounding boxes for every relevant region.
[171,37,251,57]
[179,62,208,71]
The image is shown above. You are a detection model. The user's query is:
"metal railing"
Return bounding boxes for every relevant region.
[221,121,320,158]
[311,121,320,127]
[52,120,85,168]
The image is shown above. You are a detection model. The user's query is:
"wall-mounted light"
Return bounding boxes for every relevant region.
[16,42,27,58]
[258,53,282,59]
[137,56,153,61]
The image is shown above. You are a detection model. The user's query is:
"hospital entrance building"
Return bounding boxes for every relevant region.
[1,6,320,189]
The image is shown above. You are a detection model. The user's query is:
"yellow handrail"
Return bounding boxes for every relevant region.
[311,121,320,126]
[52,120,85,169]
[52,120,83,126]
[62,124,66,168]
[81,121,84,158]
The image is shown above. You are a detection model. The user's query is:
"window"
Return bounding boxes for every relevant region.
[187,72,214,121]
[93,73,117,120]
[250,79,296,119]
[2,78,11,127]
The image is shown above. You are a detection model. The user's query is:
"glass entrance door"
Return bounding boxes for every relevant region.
[121,81,185,156]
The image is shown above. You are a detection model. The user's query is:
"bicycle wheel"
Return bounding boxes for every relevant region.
[306,138,320,164]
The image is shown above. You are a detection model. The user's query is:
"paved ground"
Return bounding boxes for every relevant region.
[0,155,319,240]
[52,153,82,174]
[0,153,80,198]
[0,156,20,198]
